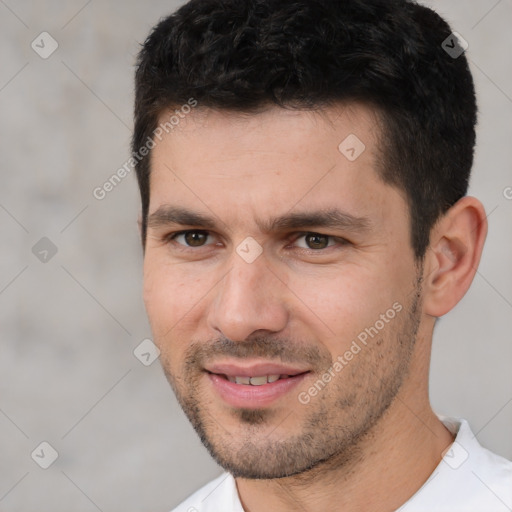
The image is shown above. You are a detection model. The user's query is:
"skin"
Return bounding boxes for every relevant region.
[142,103,488,512]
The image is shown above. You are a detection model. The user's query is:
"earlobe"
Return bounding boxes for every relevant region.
[422,196,488,318]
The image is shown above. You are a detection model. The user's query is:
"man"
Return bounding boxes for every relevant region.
[132,0,512,510]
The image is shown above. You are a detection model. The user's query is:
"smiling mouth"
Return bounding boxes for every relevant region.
[207,372,309,386]
[205,366,311,408]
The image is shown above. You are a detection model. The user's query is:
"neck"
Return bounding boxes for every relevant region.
[235,386,454,512]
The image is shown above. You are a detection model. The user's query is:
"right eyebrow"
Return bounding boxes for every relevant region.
[147,205,218,230]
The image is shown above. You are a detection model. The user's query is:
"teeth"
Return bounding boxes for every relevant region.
[229,374,285,385]
[249,376,268,386]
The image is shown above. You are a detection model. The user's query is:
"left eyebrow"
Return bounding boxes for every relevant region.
[260,209,373,234]
[147,205,372,234]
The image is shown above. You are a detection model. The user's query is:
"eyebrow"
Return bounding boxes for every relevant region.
[147,205,372,234]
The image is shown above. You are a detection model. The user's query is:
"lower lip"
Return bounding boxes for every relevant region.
[207,372,309,408]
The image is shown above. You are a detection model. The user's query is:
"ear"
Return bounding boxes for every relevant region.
[422,196,488,317]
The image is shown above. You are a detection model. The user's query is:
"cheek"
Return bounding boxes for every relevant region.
[143,260,171,323]
[143,258,210,339]
[291,264,405,348]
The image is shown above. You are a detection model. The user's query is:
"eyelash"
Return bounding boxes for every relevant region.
[164,230,350,253]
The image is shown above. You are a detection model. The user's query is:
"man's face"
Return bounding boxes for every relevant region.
[143,104,425,479]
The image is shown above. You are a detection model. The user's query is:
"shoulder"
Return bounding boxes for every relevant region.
[169,472,241,512]
[401,417,512,511]
[461,431,512,506]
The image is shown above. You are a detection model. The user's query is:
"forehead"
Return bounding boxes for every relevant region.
[147,103,403,233]
[154,103,382,160]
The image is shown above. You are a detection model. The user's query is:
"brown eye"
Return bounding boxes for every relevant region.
[170,230,212,248]
[292,232,346,252]
[183,231,209,247]
[304,233,330,249]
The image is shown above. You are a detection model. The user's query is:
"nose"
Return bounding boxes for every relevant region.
[206,251,289,342]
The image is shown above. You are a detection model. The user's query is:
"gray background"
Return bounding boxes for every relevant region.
[0,1,510,511]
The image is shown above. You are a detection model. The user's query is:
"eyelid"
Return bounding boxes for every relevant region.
[289,232,349,250]
[166,229,216,248]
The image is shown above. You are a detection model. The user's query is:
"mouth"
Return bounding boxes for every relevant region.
[204,361,311,408]
[208,373,306,385]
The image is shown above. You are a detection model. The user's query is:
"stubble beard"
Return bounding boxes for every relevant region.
[162,275,423,480]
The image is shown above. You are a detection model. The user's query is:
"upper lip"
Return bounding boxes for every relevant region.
[205,360,310,377]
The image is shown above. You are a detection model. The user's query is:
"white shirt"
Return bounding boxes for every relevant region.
[170,417,512,511]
